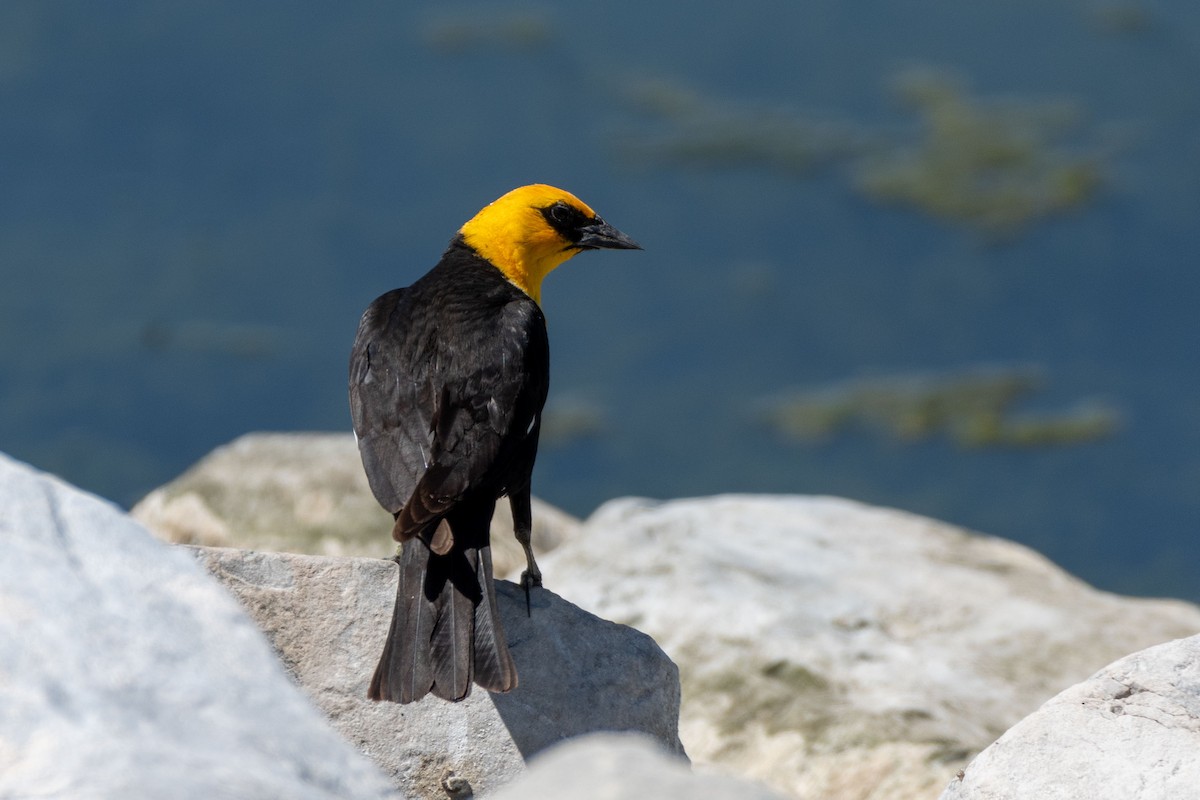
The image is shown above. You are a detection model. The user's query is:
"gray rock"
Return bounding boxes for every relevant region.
[0,452,398,800]
[189,545,684,800]
[539,495,1200,800]
[132,432,581,576]
[941,634,1200,800]
[490,733,786,800]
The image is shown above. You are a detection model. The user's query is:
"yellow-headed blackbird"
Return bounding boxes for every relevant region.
[349,184,640,703]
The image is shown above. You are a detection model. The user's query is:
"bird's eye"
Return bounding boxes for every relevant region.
[549,202,571,224]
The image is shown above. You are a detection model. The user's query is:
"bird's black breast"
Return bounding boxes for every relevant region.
[349,239,550,515]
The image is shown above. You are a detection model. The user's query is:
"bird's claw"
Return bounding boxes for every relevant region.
[520,569,542,617]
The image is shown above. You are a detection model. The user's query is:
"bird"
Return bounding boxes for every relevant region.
[349,184,640,703]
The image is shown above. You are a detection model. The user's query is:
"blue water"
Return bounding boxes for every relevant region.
[3,1,1198,600]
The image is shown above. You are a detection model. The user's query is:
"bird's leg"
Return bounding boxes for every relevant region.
[510,491,542,616]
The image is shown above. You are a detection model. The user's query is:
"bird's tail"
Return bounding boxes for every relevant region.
[368,525,517,703]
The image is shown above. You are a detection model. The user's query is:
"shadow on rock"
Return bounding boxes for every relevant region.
[491,580,684,759]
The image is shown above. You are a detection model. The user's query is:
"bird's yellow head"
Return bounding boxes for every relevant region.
[459,184,641,304]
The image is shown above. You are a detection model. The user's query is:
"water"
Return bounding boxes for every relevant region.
[3,1,1198,601]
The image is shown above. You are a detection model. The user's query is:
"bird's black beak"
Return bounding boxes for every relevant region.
[577,218,642,251]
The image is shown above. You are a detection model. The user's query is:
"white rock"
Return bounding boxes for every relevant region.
[941,634,1200,800]
[538,495,1200,800]
[489,733,787,800]
[189,545,684,800]
[0,452,398,800]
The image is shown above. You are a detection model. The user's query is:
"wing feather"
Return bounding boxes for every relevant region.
[349,281,549,528]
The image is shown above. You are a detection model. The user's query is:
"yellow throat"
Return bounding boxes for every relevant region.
[459,184,597,304]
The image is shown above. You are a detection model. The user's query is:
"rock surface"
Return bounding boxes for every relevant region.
[490,733,787,800]
[189,545,684,800]
[941,633,1200,800]
[132,432,580,576]
[538,495,1200,800]
[0,452,398,800]
[108,434,1200,799]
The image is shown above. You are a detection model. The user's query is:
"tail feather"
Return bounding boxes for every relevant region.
[368,547,434,703]
[427,548,476,701]
[369,526,517,703]
[471,545,517,692]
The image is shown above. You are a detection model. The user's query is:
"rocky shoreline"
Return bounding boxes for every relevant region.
[3,433,1198,799]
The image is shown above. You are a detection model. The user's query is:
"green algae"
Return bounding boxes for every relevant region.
[616,69,1109,235]
[613,77,866,175]
[761,367,1119,448]
[420,8,553,53]
[856,69,1105,234]
[684,657,838,741]
[539,397,607,447]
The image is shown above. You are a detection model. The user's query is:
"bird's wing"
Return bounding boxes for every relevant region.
[350,289,549,544]
[393,299,548,546]
[349,287,434,515]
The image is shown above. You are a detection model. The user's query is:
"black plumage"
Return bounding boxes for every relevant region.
[350,238,547,702]
[349,184,639,704]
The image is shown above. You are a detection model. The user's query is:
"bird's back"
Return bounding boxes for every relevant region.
[349,238,549,530]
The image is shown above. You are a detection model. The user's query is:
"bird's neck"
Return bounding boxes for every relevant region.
[459,216,577,305]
